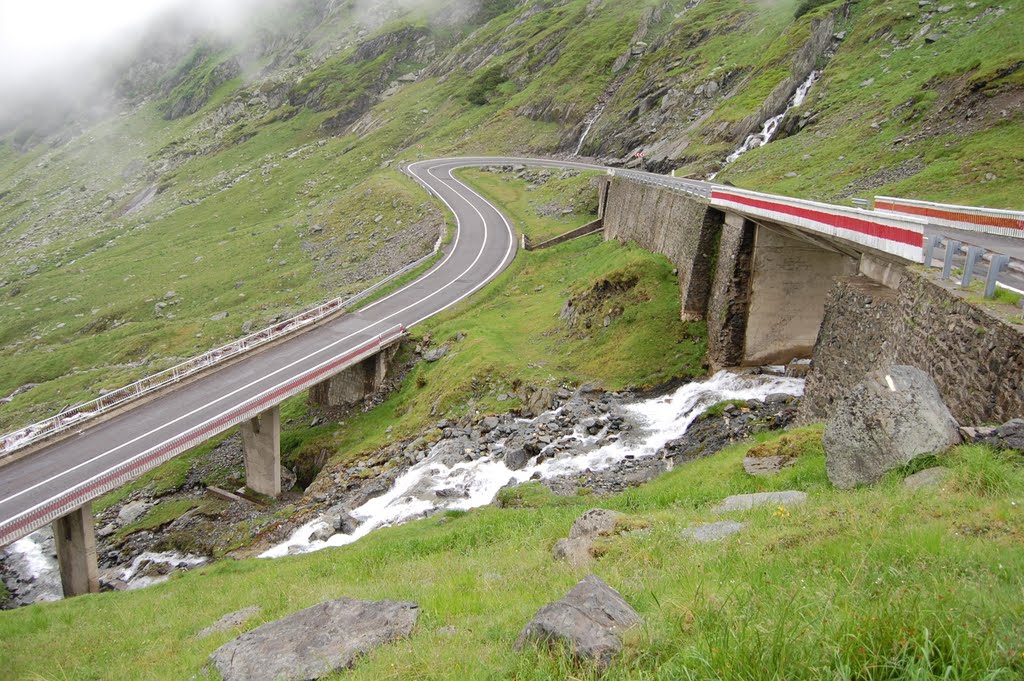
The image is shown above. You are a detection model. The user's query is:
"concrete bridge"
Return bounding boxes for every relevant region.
[2,156,1021,599]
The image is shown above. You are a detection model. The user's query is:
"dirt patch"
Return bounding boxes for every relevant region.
[559,269,645,335]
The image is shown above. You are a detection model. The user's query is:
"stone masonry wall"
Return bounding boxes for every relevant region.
[799,272,1024,426]
[599,178,722,321]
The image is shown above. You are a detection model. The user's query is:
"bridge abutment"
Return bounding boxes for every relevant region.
[309,343,399,409]
[742,223,860,365]
[53,503,99,598]
[240,406,281,497]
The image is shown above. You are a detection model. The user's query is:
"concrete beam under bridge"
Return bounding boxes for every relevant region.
[53,503,99,598]
[240,406,281,497]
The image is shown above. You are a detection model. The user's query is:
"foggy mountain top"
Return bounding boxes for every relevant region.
[0,0,488,129]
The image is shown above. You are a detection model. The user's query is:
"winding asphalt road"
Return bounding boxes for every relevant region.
[0,157,607,548]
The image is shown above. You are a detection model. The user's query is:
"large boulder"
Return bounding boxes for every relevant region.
[823,365,960,489]
[209,598,418,681]
[515,575,641,667]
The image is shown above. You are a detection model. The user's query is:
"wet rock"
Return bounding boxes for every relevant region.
[823,366,960,489]
[714,491,807,513]
[310,525,336,543]
[515,575,641,668]
[681,520,747,543]
[210,598,419,681]
[197,606,262,639]
[903,466,951,491]
[324,506,360,534]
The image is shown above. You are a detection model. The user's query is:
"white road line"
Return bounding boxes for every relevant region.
[0,156,528,522]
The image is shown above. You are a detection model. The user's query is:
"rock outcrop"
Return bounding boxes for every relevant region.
[552,509,624,567]
[823,365,960,489]
[210,598,419,681]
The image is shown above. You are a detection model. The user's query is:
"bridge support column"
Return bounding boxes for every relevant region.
[309,345,399,409]
[240,406,281,497]
[742,223,860,365]
[52,503,99,598]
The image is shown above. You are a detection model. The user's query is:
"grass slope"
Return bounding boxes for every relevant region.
[2,434,1021,679]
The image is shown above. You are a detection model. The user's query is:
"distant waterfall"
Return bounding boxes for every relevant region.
[574,103,607,156]
[712,71,819,177]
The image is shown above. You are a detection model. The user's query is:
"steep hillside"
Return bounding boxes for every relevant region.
[0,0,1020,430]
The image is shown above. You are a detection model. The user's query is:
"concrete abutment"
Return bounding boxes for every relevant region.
[308,345,399,409]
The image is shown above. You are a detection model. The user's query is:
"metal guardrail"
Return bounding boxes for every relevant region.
[924,235,1022,299]
[0,237,443,458]
[608,168,712,200]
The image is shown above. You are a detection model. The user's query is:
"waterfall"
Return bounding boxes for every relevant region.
[716,71,819,173]
[574,103,607,156]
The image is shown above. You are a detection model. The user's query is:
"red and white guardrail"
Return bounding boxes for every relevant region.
[0,325,406,547]
[711,186,926,262]
[874,195,1024,240]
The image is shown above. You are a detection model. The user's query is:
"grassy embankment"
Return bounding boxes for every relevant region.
[1,427,1022,679]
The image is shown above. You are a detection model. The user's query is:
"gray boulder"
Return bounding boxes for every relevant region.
[117,500,150,525]
[197,606,261,640]
[714,490,807,513]
[515,575,641,667]
[681,520,747,543]
[422,345,449,362]
[210,598,418,681]
[963,419,1024,452]
[824,365,960,489]
[903,466,951,491]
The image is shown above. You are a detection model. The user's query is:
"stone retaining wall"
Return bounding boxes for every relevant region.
[799,272,1024,426]
[599,178,722,321]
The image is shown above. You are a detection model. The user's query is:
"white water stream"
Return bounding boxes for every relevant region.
[710,71,819,179]
[574,104,608,157]
[261,370,804,558]
[3,371,803,601]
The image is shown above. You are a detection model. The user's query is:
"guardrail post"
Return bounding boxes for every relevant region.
[942,240,962,280]
[961,246,985,288]
[922,235,941,267]
[985,255,1011,299]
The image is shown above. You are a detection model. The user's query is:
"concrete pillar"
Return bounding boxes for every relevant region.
[52,503,99,598]
[240,405,281,497]
[706,212,756,368]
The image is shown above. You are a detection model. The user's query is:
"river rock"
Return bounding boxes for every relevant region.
[210,598,419,681]
[823,365,960,489]
[515,575,641,667]
[714,490,807,513]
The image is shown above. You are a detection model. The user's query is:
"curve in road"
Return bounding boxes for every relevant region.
[0,157,588,547]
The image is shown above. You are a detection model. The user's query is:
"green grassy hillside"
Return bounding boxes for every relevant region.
[0,0,1020,429]
[2,432,1021,679]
